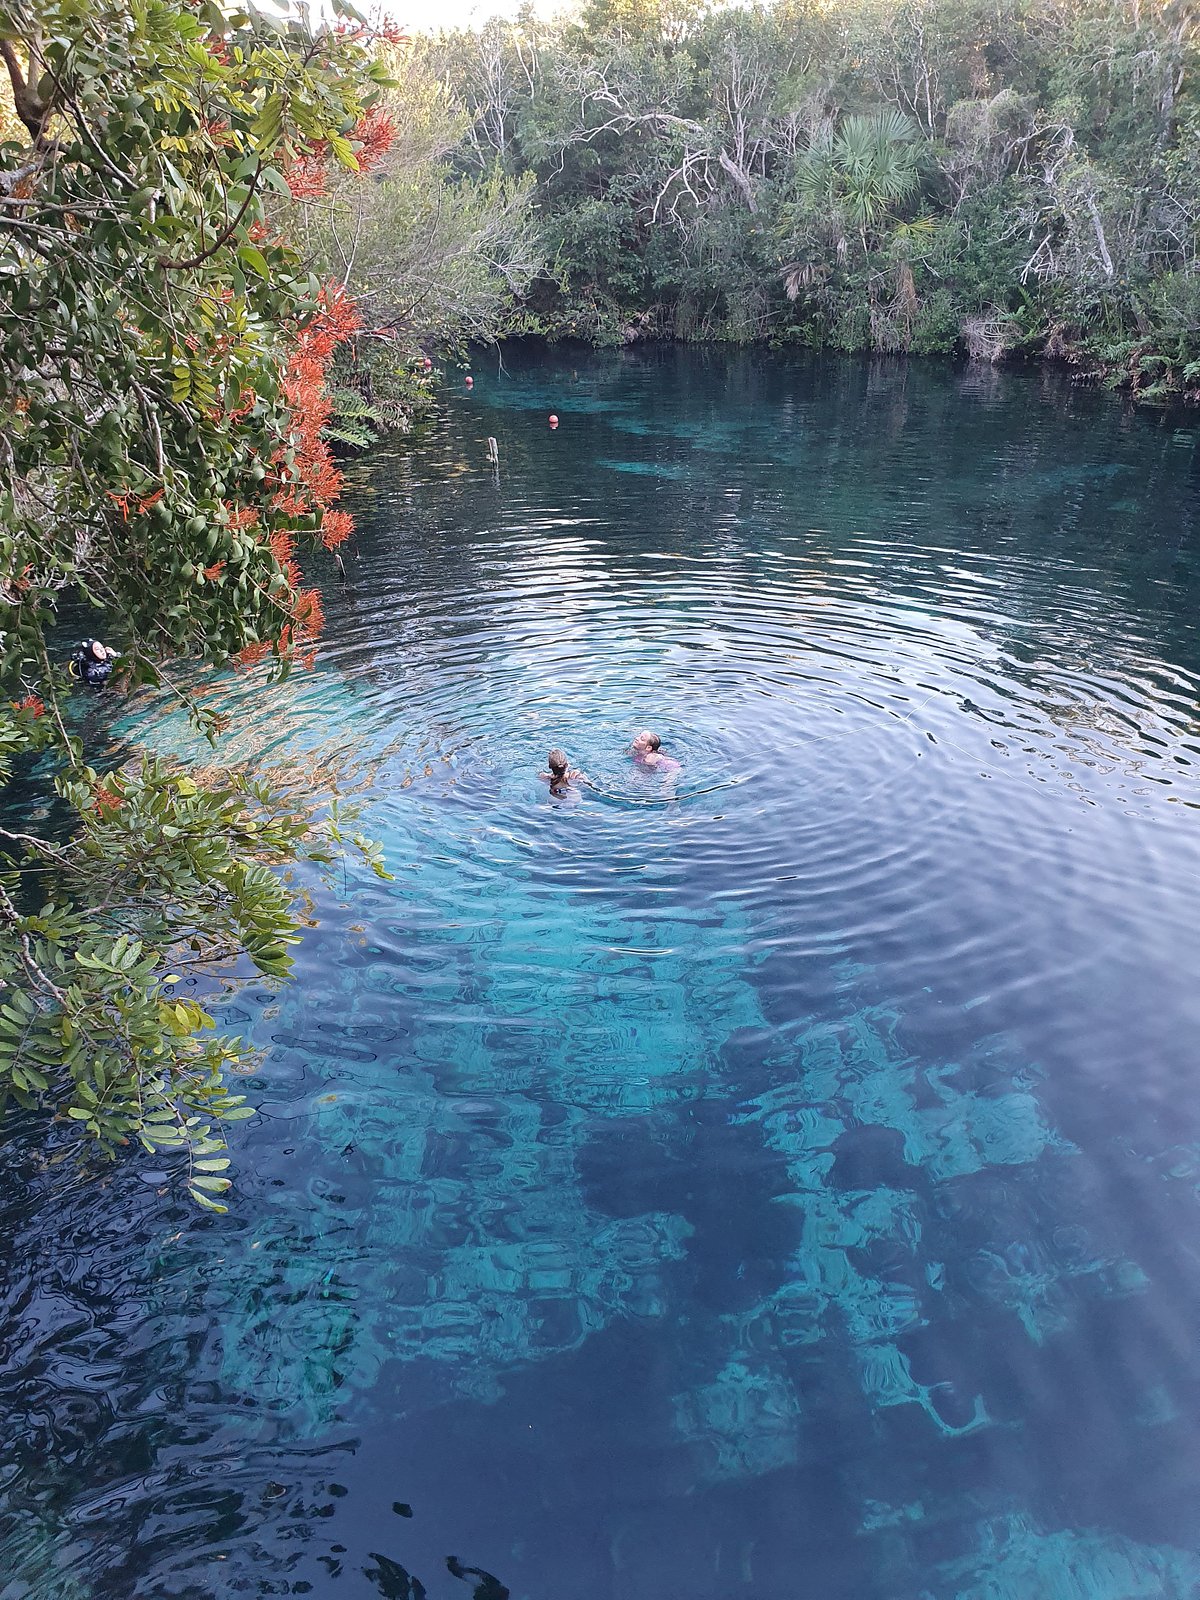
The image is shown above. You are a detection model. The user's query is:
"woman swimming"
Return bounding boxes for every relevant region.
[540,747,584,797]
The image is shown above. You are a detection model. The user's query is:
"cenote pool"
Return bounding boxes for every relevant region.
[4,347,1200,1599]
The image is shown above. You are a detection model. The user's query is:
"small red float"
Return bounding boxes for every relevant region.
[549,414,559,428]
[465,375,474,388]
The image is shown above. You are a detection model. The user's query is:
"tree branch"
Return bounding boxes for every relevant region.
[157,164,262,270]
[0,39,47,140]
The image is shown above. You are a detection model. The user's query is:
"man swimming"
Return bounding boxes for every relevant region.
[540,748,584,797]
[630,730,681,774]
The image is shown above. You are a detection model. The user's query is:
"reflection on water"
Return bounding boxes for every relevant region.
[3,349,1200,1599]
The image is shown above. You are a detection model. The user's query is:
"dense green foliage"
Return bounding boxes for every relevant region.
[0,0,391,1207]
[295,46,543,442]
[423,0,1199,399]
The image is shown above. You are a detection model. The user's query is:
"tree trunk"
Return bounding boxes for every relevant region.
[718,147,758,213]
[1085,190,1115,279]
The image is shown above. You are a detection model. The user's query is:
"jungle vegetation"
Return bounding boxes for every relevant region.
[419,0,1199,401]
[0,1,424,1207]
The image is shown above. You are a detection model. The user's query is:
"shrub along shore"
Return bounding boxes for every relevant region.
[412,0,1199,404]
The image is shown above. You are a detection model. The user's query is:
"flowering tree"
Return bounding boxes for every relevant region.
[0,0,396,1208]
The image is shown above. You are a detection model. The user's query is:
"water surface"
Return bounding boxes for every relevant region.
[3,349,1200,1599]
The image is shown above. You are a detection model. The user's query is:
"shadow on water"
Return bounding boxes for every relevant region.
[0,1130,510,1600]
[4,348,1200,1599]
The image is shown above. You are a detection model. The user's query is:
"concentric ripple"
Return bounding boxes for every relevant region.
[6,349,1200,1600]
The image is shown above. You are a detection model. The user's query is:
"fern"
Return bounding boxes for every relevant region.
[324,387,385,451]
[324,419,377,449]
[329,388,377,418]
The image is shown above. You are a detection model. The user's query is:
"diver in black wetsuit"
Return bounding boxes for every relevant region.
[68,639,115,686]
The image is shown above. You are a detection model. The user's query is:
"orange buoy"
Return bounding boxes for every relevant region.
[549,414,559,428]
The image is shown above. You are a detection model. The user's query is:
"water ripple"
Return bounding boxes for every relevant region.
[7,350,1200,1599]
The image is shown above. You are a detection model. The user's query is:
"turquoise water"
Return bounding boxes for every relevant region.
[3,348,1200,1598]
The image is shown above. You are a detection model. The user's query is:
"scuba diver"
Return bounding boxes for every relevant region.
[68,639,115,687]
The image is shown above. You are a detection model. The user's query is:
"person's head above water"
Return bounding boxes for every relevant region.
[542,748,585,795]
[631,729,681,774]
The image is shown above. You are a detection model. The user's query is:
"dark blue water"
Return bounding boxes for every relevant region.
[4,348,1200,1600]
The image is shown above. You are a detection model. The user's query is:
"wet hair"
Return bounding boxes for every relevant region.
[547,748,569,775]
[644,732,661,752]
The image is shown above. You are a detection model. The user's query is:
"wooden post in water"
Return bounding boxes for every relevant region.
[486,436,499,465]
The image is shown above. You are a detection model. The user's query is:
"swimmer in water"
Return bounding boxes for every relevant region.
[68,639,115,687]
[540,747,584,797]
[630,730,681,774]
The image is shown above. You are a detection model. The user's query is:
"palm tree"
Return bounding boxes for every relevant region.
[794,110,924,254]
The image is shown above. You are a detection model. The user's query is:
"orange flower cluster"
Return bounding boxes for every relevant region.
[234,640,273,669]
[284,142,330,201]
[291,587,325,632]
[233,283,365,672]
[253,594,324,673]
[224,502,260,532]
[289,587,325,665]
[92,784,124,814]
[13,695,44,717]
[284,103,397,198]
[351,107,396,174]
[106,486,163,522]
[273,281,361,549]
[202,118,236,148]
[335,18,409,43]
[268,526,299,584]
[320,508,353,549]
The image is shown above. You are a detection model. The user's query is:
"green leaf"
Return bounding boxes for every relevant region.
[250,91,285,152]
[237,244,269,281]
[329,134,359,171]
[189,1174,232,1193]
